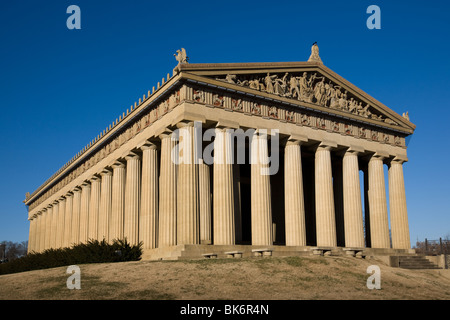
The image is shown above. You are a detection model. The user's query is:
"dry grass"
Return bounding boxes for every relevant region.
[1,255,449,300]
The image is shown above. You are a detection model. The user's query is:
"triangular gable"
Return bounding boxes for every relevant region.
[178,62,415,135]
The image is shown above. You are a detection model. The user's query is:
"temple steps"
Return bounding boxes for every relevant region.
[398,255,441,269]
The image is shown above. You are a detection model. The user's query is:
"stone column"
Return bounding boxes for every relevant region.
[33,213,41,253]
[199,159,211,244]
[176,122,200,245]
[389,158,410,249]
[50,201,59,249]
[213,127,235,245]
[40,209,47,252]
[44,204,53,250]
[251,131,273,246]
[56,197,66,249]
[28,216,36,253]
[64,192,73,248]
[140,143,159,249]
[79,181,91,244]
[88,175,101,242]
[124,152,141,246]
[98,169,112,242]
[315,143,337,247]
[367,153,390,248]
[158,131,177,247]
[342,149,365,248]
[110,161,126,241]
[71,187,82,245]
[284,139,307,246]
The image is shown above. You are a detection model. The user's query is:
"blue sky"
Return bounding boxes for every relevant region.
[1,0,449,245]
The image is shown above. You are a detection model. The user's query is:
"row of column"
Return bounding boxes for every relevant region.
[28,122,411,253]
[284,141,410,249]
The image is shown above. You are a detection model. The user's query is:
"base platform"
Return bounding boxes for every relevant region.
[141,244,416,261]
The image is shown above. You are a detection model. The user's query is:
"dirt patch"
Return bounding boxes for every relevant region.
[1,255,449,300]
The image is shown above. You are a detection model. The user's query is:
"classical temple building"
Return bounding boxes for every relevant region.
[24,44,416,259]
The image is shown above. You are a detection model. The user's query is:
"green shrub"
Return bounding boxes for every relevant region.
[0,239,142,275]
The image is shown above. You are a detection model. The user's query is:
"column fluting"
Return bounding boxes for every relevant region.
[213,127,235,245]
[158,132,177,247]
[367,154,390,248]
[250,131,273,246]
[71,187,82,245]
[199,159,211,244]
[389,159,410,249]
[79,182,91,244]
[176,122,200,245]
[342,149,365,248]
[88,175,101,242]
[64,192,73,248]
[315,144,337,247]
[110,161,126,242]
[284,140,307,246]
[98,169,113,242]
[124,153,141,246]
[140,143,159,249]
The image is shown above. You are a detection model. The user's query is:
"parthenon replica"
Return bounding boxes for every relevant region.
[24,44,416,260]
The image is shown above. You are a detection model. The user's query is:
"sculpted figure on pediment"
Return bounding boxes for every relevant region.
[384,118,397,125]
[289,75,301,99]
[273,73,289,96]
[298,72,314,102]
[313,77,326,105]
[264,73,277,94]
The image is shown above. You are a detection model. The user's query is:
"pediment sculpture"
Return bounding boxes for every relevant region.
[215,71,399,126]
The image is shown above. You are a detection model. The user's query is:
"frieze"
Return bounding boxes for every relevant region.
[185,85,405,150]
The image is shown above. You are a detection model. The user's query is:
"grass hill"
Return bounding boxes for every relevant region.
[0,254,449,300]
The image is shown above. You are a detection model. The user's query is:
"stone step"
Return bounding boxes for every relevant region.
[398,256,441,269]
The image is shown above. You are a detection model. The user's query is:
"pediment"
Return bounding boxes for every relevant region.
[178,62,415,135]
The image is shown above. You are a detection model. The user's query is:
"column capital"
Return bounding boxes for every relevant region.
[369,151,390,161]
[112,160,126,169]
[158,128,174,140]
[286,134,308,145]
[176,120,195,129]
[139,140,158,151]
[125,151,140,161]
[390,155,408,165]
[81,180,91,187]
[100,167,113,176]
[317,140,337,151]
[216,119,239,130]
[344,145,365,155]
[65,190,74,197]
[90,174,101,182]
